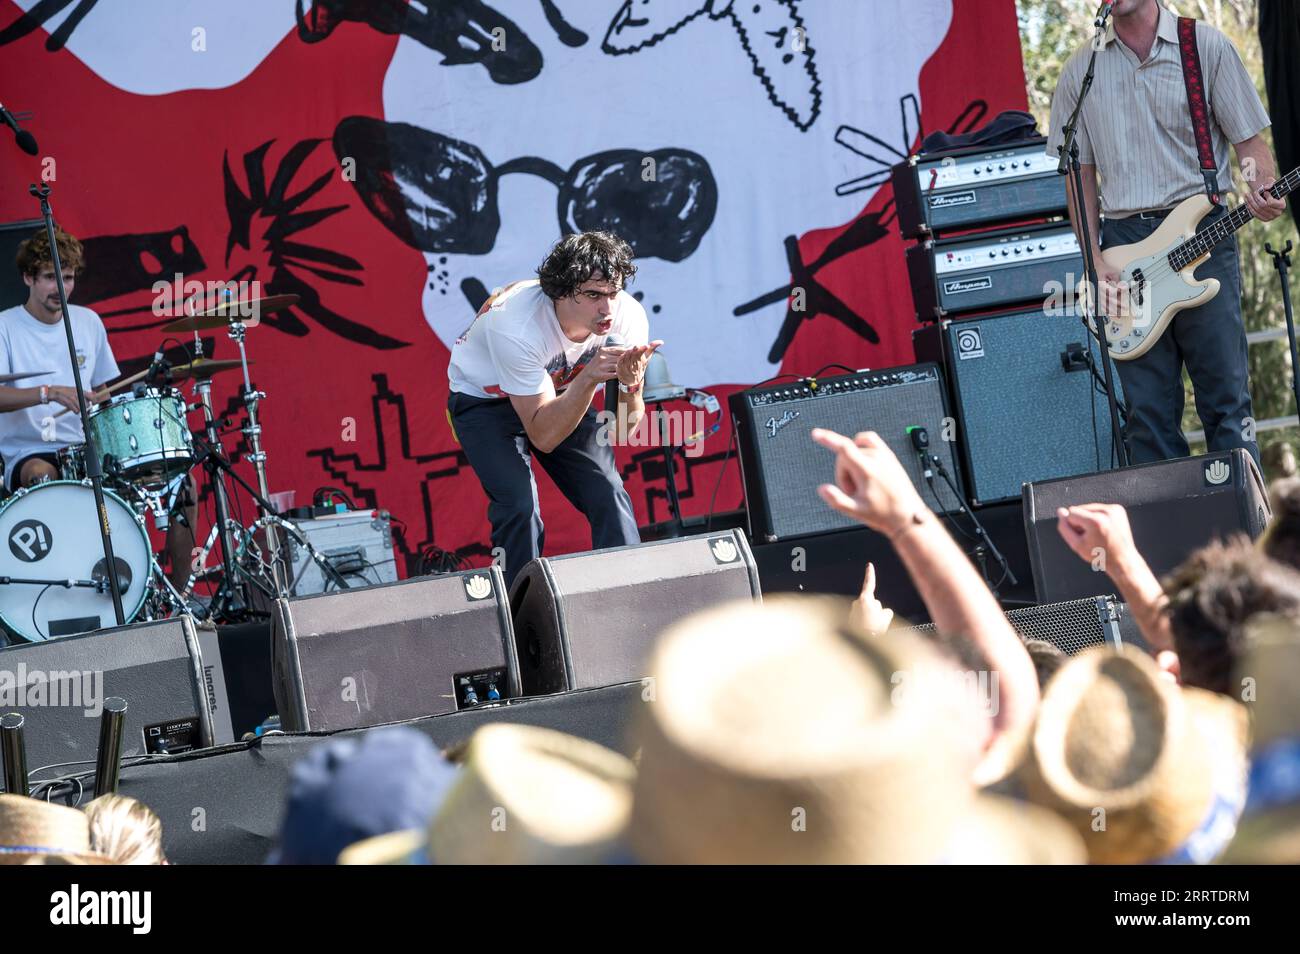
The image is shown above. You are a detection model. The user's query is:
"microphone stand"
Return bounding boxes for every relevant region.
[919,446,1017,596]
[1266,241,1300,423]
[1057,10,1130,468]
[27,184,125,625]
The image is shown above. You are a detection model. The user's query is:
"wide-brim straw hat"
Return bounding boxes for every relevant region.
[626,596,1084,864]
[339,723,635,865]
[0,794,112,865]
[1221,615,1300,864]
[1018,645,1246,864]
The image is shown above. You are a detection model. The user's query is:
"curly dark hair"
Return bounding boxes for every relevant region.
[1260,477,1300,572]
[16,227,83,278]
[536,231,636,300]
[1163,536,1300,696]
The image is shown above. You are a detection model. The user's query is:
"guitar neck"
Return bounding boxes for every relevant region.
[1169,165,1300,270]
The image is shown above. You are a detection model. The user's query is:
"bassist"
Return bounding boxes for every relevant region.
[1047,0,1285,466]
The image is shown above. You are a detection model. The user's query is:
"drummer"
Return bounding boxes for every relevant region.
[0,227,198,591]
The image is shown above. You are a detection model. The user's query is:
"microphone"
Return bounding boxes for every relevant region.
[146,347,171,383]
[1094,1,1115,28]
[0,103,38,156]
[603,332,624,413]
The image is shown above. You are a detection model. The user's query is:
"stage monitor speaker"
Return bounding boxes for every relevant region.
[272,568,520,732]
[1023,449,1271,604]
[913,307,1124,505]
[729,363,964,543]
[0,616,232,788]
[904,595,1142,656]
[509,529,762,696]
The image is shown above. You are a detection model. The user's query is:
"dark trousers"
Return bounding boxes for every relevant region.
[1101,204,1259,468]
[448,391,640,587]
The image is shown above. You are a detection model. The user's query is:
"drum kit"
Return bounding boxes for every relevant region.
[0,293,345,643]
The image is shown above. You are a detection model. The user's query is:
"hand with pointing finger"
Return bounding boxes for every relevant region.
[849,562,894,636]
[810,427,928,538]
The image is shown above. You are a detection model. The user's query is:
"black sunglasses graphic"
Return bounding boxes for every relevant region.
[333,116,718,264]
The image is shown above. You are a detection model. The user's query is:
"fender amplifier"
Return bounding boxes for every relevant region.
[729,363,965,542]
[892,138,1067,238]
[907,221,1082,321]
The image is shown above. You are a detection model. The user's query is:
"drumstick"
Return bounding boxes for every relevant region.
[51,368,152,418]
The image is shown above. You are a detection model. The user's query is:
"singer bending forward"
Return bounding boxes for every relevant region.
[447,231,662,587]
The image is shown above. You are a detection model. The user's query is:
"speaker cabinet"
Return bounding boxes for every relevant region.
[1023,449,1271,603]
[509,530,762,696]
[904,595,1143,656]
[0,616,230,786]
[272,568,520,732]
[913,308,1123,505]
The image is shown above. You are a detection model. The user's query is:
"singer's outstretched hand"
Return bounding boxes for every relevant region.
[616,340,663,387]
[810,428,927,537]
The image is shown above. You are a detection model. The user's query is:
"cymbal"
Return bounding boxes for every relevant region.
[0,370,54,384]
[160,294,299,332]
[167,358,248,381]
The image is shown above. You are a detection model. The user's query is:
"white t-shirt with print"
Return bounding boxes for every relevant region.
[448,280,649,399]
[0,303,121,468]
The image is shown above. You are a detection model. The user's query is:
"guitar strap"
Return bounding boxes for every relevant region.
[1177,16,1221,204]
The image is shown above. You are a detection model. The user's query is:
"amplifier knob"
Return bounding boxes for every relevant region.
[1001,250,1009,256]
[1013,247,1021,254]
[974,167,981,174]
[1011,161,1019,168]
[1039,243,1047,250]
[998,163,1006,170]
[986,164,993,172]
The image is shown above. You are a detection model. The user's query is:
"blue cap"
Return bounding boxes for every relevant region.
[268,726,458,865]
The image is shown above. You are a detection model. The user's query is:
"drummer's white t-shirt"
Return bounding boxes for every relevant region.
[448,280,649,399]
[0,304,120,476]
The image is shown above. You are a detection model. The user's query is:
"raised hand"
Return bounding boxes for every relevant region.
[810,428,927,537]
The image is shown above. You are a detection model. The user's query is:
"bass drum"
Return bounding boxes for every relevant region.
[0,481,151,642]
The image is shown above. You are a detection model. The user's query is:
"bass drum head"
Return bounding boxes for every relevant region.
[0,481,151,642]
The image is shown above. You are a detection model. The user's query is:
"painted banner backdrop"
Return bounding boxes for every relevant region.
[0,0,1028,576]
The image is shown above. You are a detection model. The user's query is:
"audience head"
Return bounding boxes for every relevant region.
[1023,639,1068,688]
[1019,645,1247,864]
[1162,536,1300,696]
[340,723,635,865]
[628,596,1083,863]
[1222,616,1300,863]
[84,794,166,865]
[1261,476,1300,571]
[269,725,458,865]
[0,794,111,865]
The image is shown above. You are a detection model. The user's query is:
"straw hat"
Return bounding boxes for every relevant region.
[1018,645,1247,864]
[0,794,112,865]
[627,596,1085,864]
[1220,615,1300,864]
[339,723,635,865]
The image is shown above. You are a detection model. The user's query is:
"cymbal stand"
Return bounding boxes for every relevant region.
[227,313,288,595]
[193,374,248,615]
